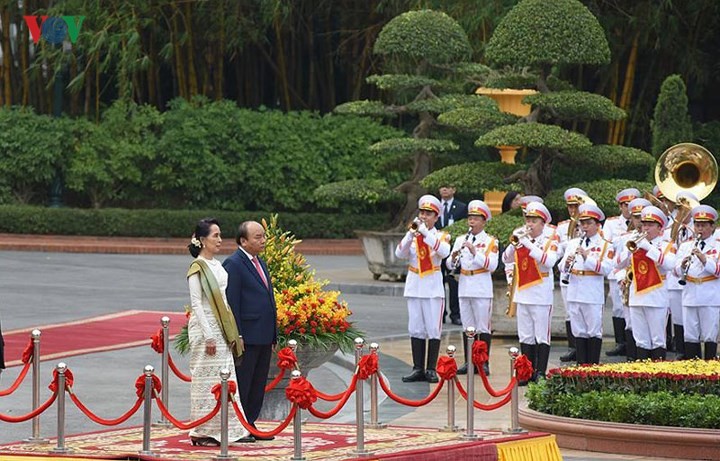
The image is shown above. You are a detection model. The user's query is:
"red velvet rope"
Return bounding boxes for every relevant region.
[70,393,143,426]
[357,354,378,380]
[155,395,221,430]
[135,374,162,398]
[276,347,298,370]
[210,380,238,401]
[378,374,444,407]
[232,400,297,437]
[48,368,74,393]
[436,356,457,381]
[477,367,514,397]
[150,329,163,353]
[264,368,286,392]
[0,362,31,396]
[514,355,534,382]
[307,375,358,419]
[285,376,318,409]
[22,339,34,364]
[0,393,57,423]
[454,378,512,410]
[471,340,489,368]
[169,355,192,382]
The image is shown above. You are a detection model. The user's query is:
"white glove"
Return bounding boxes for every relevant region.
[418,222,429,237]
[519,236,532,248]
[637,238,651,251]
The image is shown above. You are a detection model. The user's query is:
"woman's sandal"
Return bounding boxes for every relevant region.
[191,436,220,447]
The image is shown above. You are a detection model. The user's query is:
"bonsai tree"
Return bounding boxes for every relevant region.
[319,10,512,229]
[651,74,693,158]
[427,0,649,199]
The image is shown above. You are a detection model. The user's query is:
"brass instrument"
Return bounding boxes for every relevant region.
[655,143,718,206]
[451,227,473,269]
[678,233,702,286]
[620,269,633,306]
[643,190,671,218]
[510,225,531,246]
[560,231,586,285]
[625,231,648,253]
[671,195,700,243]
[505,267,517,318]
[409,217,422,232]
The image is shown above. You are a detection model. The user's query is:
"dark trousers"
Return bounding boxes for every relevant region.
[234,343,272,425]
[442,266,460,321]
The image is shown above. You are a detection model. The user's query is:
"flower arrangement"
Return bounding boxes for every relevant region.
[526,359,720,429]
[175,215,362,355]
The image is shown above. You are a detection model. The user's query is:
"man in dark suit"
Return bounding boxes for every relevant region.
[0,317,5,376]
[224,221,277,441]
[435,185,468,325]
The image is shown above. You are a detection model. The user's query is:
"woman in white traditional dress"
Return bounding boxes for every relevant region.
[187,218,252,446]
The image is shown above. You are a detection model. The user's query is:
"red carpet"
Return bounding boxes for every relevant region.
[0,423,557,460]
[3,310,187,367]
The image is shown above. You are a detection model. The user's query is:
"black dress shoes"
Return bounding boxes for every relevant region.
[425,370,439,383]
[402,368,427,382]
[451,318,463,326]
[250,424,275,441]
[235,435,256,443]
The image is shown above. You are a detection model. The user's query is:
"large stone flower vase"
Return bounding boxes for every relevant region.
[355,230,407,281]
[259,343,340,421]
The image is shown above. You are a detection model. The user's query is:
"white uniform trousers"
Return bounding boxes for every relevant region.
[560,285,569,321]
[459,297,492,334]
[516,303,553,346]
[668,291,683,326]
[623,304,633,330]
[630,306,668,349]
[608,283,623,318]
[407,297,444,339]
[683,306,720,343]
[567,302,603,339]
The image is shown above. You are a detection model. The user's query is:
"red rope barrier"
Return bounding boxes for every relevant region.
[169,355,192,382]
[307,375,358,419]
[0,362,31,396]
[264,368,285,392]
[69,393,143,426]
[454,378,513,410]
[378,374,444,407]
[231,400,297,438]
[22,339,34,364]
[0,393,57,423]
[357,354,378,380]
[285,376,318,409]
[151,328,164,353]
[514,355,534,382]
[155,395,221,430]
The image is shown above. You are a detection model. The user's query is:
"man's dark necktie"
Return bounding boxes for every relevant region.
[585,237,590,247]
[700,240,706,251]
[443,202,449,227]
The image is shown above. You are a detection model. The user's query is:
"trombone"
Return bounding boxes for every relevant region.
[625,231,648,253]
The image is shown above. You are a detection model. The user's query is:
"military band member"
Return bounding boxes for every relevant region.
[395,195,451,383]
[616,206,677,360]
[602,188,640,357]
[447,200,498,375]
[502,202,558,383]
[504,195,545,296]
[674,205,720,360]
[559,204,614,364]
[556,187,589,363]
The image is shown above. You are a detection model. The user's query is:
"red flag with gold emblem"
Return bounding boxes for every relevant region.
[415,235,435,277]
[631,249,663,294]
[514,246,543,290]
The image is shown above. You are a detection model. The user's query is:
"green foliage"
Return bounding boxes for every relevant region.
[366,74,439,91]
[333,100,395,118]
[406,94,499,114]
[373,10,472,65]
[527,379,720,429]
[544,179,654,222]
[524,91,626,121]
[651,74,693,158]
[65,100,162,208]
[694,120,720,158]
[475,123,592,149]
[438,107,518,133]
[421,161,524,197]
[483,66,538,89]
[313,179,403,210]
[553,145,655,189]
[370,138,458,155]
[485,0,610,67]
[0,107,72,204]
[0,205,389,239]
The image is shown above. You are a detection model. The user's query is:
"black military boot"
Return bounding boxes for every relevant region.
[425,339,441,383]
[588,337,603,364]
[559,320,577,362]
[457,333,469,375]
[684,342,702,360]
[625,329,637,361]
[605,317,627,356]
[636,347,650,360]
[479,333,492,376]
[650,347,666,361]
[666,315,675,352]
[402,337,427,382]
[704,342,717,360]
[575,337,589,365]
[536,343,551,381]
[673,324,685,360]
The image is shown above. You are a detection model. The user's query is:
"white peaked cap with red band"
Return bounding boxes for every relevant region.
[640,205,668,228]
[418,194,441,214]
[525,202,551,223]
[467,200,491,220]
[578,204,605,222]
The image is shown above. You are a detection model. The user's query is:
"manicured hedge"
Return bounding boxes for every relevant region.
[0,206,389,239]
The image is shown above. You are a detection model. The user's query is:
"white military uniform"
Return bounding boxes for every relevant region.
[449,229,498,334]
[603,215,630,318]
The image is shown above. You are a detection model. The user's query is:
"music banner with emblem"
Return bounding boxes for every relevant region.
[415,235,435,277]
[631,249,663,294]
[514,246,543,290]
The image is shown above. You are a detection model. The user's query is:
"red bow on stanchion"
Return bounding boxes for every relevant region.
[135,374,162,398]
[436,356,457,381]
[514,355,534,382]
[150,329,164,353]
[276,347,298,370]
[49,368,75,393]
[357,354,378,380]
[22,339,34,364]
[211,380,238,401]
[285,376,318,409]
[471,340,489,369]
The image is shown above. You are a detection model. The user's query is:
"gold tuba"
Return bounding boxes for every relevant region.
[655,142,717,208]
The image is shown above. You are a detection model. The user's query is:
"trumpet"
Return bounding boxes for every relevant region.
[678,233,702,286]
[451,227,473,269]
[510,225,532,246]
[561,231,586,285]
[409,217,422,232]
[625,231,648,253]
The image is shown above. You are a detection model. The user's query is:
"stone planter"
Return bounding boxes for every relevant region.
[354,230,407,281]
[259,343,340,421]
